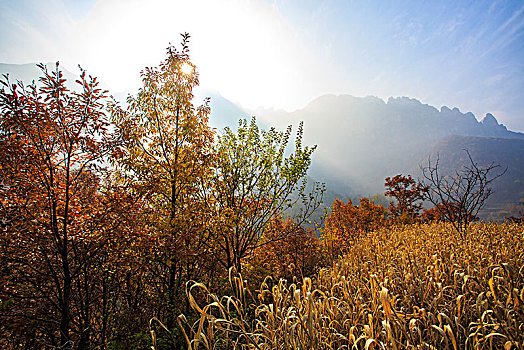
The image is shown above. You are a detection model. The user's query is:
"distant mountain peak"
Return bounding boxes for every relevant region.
[388,96,423,106]
[440,105,465,114]
[481,113,508,131]
[482,113,498,126]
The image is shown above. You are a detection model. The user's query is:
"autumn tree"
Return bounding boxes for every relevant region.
[384,174,428,222]
[206,118,324,273]
[323,197,388,252]
[246,216,325,284]
[505,200,524,223]
[421,150,505,235]
[420,204,445,222]
[109,34,215,332]
[506,211,524,224]
[0,63,120,348]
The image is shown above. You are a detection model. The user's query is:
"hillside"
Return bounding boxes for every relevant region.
[255,95,524,213]
[422,135,524,219]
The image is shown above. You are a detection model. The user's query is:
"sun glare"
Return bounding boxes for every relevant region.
[181,62,193,75]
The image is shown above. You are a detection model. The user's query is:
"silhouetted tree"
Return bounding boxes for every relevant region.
[421,150,505,236]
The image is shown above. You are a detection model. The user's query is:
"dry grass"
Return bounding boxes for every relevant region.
[174,222,524,349]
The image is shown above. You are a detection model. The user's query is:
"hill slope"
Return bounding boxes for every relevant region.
[256,95,524,203]
[422,135,524,218]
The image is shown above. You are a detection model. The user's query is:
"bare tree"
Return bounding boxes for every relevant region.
[421,150,506,236]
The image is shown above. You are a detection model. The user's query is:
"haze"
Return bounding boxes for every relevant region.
[1,0,523,131]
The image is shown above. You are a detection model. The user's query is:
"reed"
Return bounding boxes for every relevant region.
[173,222,524,349]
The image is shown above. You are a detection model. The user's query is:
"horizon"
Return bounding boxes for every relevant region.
[0,61,517,133]
[1,0,523,131]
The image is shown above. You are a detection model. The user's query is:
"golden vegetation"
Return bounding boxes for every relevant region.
[174,222,524,349]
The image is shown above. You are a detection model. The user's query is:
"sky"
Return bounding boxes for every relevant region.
[1,0,523,131]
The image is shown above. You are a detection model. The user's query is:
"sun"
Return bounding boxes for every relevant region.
[181,62,193,75]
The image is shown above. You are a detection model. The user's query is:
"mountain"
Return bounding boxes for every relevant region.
[255,95,524,204]
[0,62,79,87]
[422,135,524,219]
[198,90,250,131]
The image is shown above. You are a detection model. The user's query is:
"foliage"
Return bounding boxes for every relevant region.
[385,174,428,223]
[3,37,522,350]
[109,33,216,342]
[206,117,324,273]
[323,197,388,249]
[0,36,324,349]
[179,222,524,349]
[245,216,326,286]
[0,62,121,348]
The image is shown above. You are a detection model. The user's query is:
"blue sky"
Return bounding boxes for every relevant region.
[1,0,523,131]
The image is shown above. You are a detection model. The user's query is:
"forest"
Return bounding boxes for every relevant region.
[1,36,523,349]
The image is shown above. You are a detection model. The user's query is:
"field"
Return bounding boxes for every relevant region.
[177,222,524,349]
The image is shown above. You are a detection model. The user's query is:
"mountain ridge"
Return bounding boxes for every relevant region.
[254,93,523,218]
[422,135,524,218]
[294,94,523,140]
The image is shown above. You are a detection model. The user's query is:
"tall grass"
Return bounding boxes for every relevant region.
[174,222,523,349]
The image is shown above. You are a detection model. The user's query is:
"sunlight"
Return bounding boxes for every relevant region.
[181,62,193,76]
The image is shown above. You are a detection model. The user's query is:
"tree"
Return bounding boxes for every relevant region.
[206,118,323,273]
[109,33,215,332]
[421,150,505,235]
[0,63,119,348]
[506,211,524,224]
[384,174,428,222]
[503,200,524,223]
[246,216,325,284]
[323,197,388,249]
